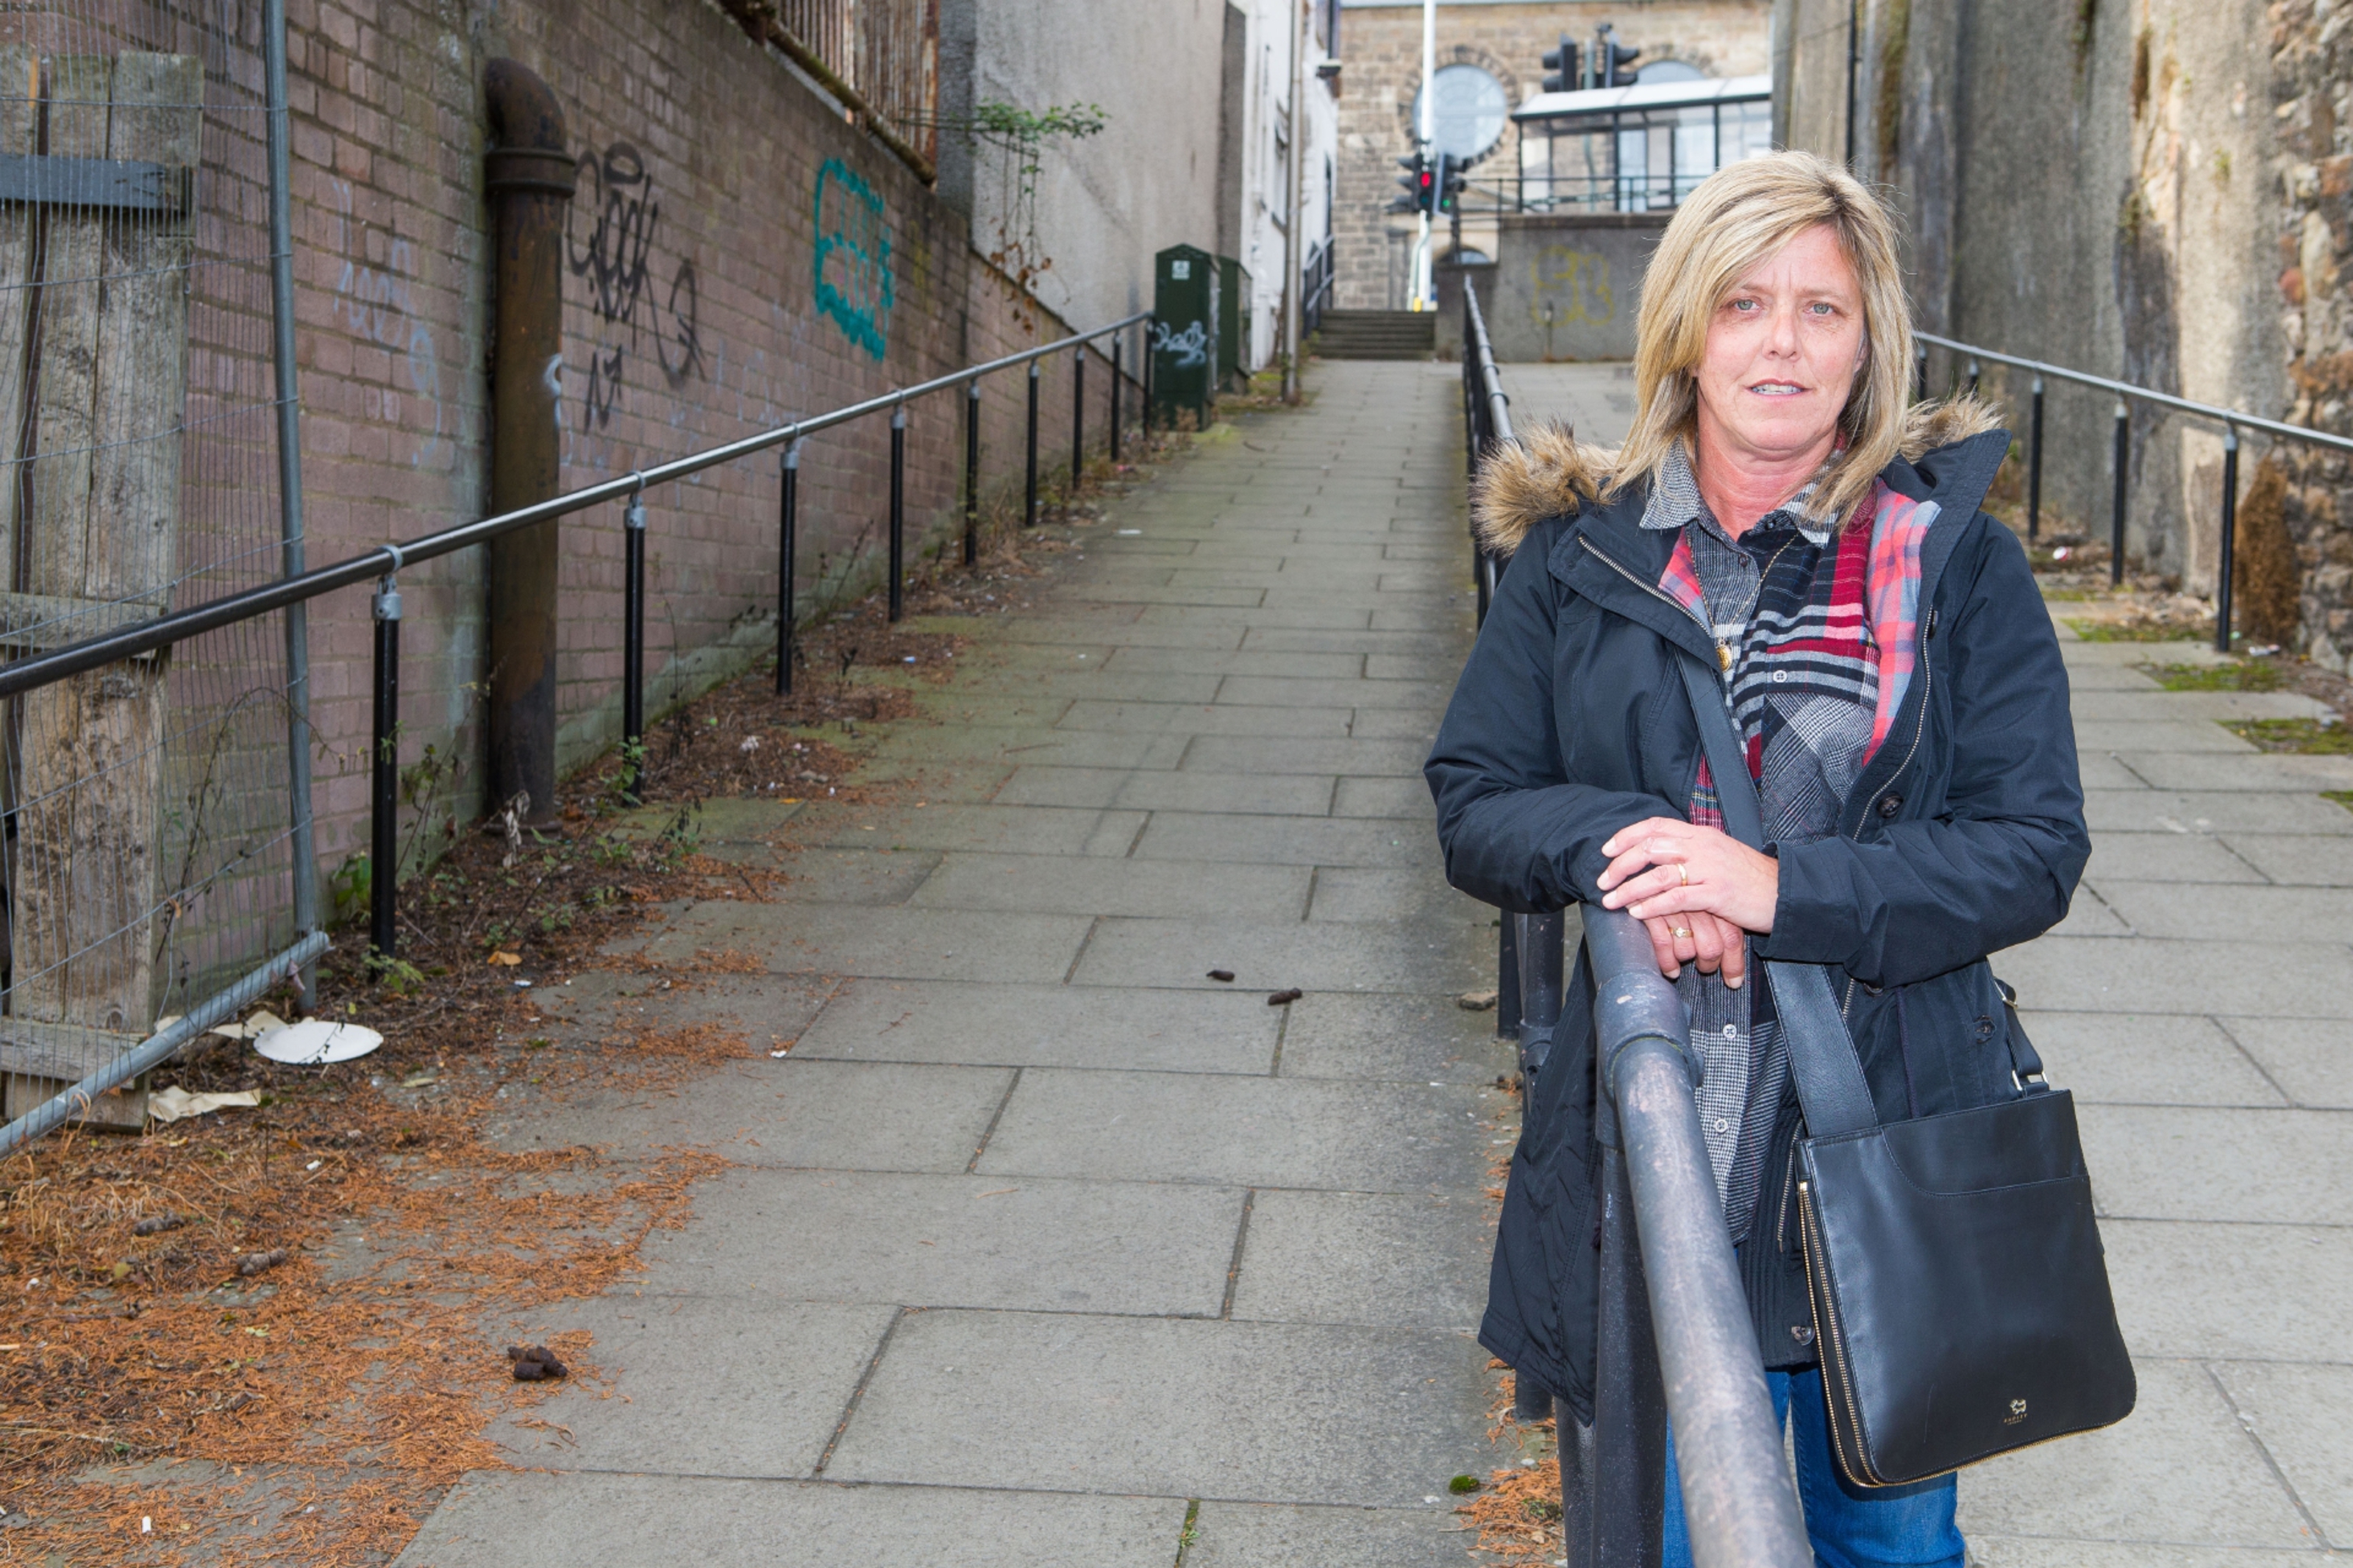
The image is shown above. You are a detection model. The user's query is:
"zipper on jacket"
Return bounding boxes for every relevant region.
[1579,537,1715,643]
[1852,606,1937,844]
[1775,1145,1799,1252]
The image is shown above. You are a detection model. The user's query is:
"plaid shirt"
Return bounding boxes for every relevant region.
[1642,443,1879,1241]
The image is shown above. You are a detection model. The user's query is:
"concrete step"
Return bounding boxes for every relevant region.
[1311,310,1435,361]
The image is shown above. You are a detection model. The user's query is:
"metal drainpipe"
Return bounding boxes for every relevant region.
[264,0,318,1007]
[483,60,577,826]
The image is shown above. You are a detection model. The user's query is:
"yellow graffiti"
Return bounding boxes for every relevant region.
[1532,246,1615,326]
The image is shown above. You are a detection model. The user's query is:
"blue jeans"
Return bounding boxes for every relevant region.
[1660,1369,1965,1568]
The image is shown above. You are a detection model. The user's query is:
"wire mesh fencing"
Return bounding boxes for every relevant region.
[0,2,305,1137]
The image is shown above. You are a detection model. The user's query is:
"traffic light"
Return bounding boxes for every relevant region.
[1435,151,1466,215]
[1598,24,1642,87]
[1390,149,1433,214]
[1540,35,1582,93]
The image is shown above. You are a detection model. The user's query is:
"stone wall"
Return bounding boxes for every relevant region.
[2269,1,2353,669]
[1332,0,1768,311]
[1774,0,2315,626]
[274,0,1138,879]
[1436,212,1671,361]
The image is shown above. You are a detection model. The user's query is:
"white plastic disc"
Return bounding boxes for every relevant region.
[251,1019,385,1065]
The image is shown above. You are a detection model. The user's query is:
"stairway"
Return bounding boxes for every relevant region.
[1310,309,1436,361]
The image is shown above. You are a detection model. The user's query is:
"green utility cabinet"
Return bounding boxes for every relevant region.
[1151,243,1218,427]
[1216,255,1248,390]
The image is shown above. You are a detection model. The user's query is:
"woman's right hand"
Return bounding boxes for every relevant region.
[1640,909,1749,988]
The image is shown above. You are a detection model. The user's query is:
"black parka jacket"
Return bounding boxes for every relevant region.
[1424,415,2090,1421]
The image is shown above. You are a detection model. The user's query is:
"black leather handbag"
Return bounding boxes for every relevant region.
[1677,659,2136,1488]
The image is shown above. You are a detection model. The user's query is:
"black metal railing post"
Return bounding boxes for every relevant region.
[1025,360,1040,526]
[2110,399,2129,587]
[888,401,907,621]
[368,568,401,962]
[1110,335,1123,462]
[1914,343,1928,403]
[1071,345,1086,494]
[2027,376,2044,543]
[1511,909,1564,1425]
[1141,317,1154,430]
[776,440,798,695]
[2215,426,2240,654]
[1966,357,1980,398]
[964,378,982,567]
[621,485,646,803]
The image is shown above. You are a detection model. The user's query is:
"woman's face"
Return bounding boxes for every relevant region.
[1693,223,1866,468]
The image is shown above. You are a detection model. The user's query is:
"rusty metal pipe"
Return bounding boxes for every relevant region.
[484,60,576,826]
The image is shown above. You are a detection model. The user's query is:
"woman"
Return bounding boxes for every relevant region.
[1425,151,2087,1566]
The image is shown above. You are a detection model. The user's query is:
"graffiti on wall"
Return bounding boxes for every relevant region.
[1530,246,1616,329]
[327,179,453,469]
[1151,318,1208,370]
[813,158,893,360]
[569,142,705,429]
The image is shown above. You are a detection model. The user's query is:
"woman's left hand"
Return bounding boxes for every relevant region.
[1596,815,1780,944]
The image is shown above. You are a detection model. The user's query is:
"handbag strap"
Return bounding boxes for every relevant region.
[1674,654,1880,1138]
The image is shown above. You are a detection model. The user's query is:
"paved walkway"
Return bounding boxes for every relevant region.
[395,360,1516,1567]
[391,358,2353,1567]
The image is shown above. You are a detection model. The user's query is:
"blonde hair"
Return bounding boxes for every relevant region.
[1604,151,1915,531]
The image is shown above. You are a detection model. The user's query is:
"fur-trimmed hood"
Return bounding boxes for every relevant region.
[1470,397,2007,555]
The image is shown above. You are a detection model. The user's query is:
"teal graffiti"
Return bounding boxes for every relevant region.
[814,159,893,359]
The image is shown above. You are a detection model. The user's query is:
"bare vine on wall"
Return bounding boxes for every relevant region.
[930,101,1106,316]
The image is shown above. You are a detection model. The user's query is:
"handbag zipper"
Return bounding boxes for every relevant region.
[1775,1146,1799,1253]
[1799,1179,1886,1489]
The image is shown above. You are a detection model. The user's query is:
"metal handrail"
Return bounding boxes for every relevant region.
[0,305,1154,1154]
[1582,906,1812,1568]
[1463,312,1808,1565]
[1918,331,2353,457]
[1915,331,2352,653]
[0,309,1154,700]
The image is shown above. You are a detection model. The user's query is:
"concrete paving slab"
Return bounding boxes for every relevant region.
[2051,889,2136,937]
[482,1294,888,1477]
[763,847,940,906]
[1174,737,1429,782]
[790,802,1154,857]
[793,978,1279,1074]
[974,1069,1492,1191]
[479,1059,1013,1172]
[1217,675,1454,709]
[2079,834,2270,884]
[1132,812,1440,868]
[909,851,1312,920]
[2077,751,2157,790]
[995,765,1340,815]
[391,1472,1187,1568]
[1074,917,1477,994]
[2216,1016,2353,1109]
[2010,1011,2288,1106]
[1964,1537,2337,1567]
[629,901,1093,984]
[2068,690,2331,721]
[1242,628,1467,656]
[1343,707,1449,740]
[864,724,1190,770]
[1185,1500,1477,1567]
[2218,834,2353,886]
[2101,1219,2353,1361]
[822,1309,1494,1508]
[1137,602,1377,630]
[2079,1106,2353,1223]
[529,971,834,1047]
[2072,721,2262,753]
[1229,1189,1494,1328]
[1995,936,2353,1017]
[1099,647,1365,678]
[635,1167,1241,1317]
[1954,1358,2315,1548]
[1057,699,1356,735]
[1331,776,1436,817]
[2082,789,2353,834]
[1277,991,1511,1084]
[2100,750,2353,792]
[2085,880,2353,940]
[1304,867,1490,928]
[2209,1361,2353,1544]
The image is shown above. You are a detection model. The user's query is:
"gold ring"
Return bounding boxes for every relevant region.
[1677,864,1689,888]
[1669,926,1694,940]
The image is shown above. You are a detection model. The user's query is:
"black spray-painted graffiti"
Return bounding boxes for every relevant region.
[568,142,704,429]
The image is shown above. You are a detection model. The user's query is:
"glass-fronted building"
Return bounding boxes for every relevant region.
[1510,74,1772,213]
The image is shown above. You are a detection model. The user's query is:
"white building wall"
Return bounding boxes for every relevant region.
[1232,0,1341,369]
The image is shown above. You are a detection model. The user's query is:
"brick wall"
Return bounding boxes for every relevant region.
[265,0,1125,881]
[1332,1,1768,309]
